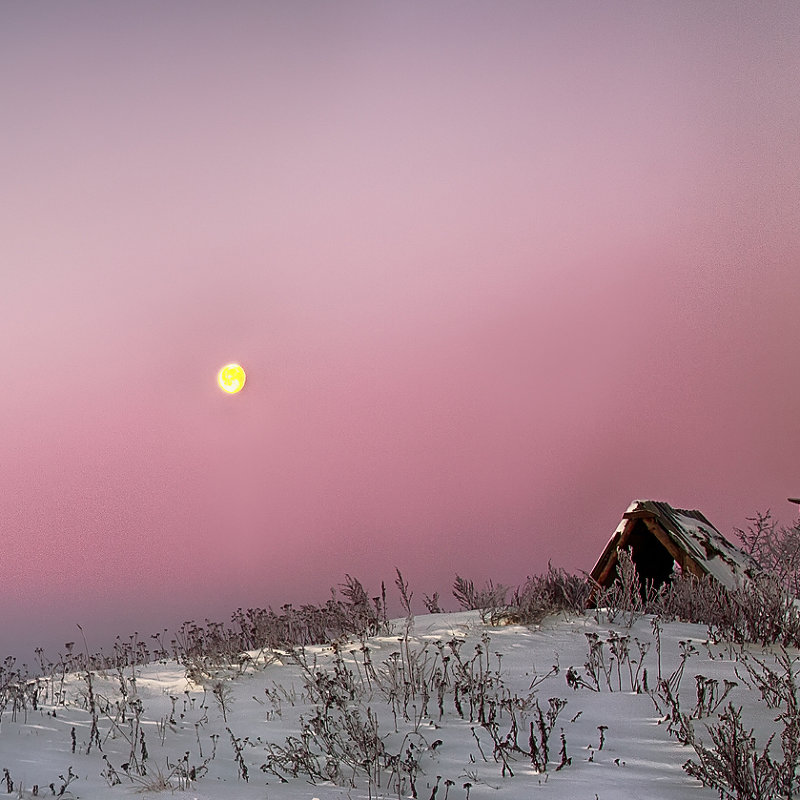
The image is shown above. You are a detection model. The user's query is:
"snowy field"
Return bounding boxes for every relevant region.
[1,609,797,799]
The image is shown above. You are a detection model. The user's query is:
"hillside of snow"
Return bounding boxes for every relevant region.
[1,609,797,799]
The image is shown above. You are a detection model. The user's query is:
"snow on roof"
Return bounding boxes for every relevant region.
[623,499,762,590]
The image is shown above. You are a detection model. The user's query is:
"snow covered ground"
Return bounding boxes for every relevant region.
[1,609,796,799]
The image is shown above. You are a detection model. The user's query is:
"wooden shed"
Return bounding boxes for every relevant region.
[590,499,761,595]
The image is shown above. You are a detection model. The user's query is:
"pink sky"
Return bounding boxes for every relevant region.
[2,2,799,660]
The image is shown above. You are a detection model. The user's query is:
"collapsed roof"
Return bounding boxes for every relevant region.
[590,499,762,593]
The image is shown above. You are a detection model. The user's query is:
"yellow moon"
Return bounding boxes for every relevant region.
[217,363,246,394]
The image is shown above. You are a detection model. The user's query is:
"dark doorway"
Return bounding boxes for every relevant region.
[625,519,675,596]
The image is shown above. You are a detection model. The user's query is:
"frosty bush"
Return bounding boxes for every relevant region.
[736,510,800,597]
[492,564,591,625]
[651,572,800,649]
[452,576,508,614]
[659,650,800,800]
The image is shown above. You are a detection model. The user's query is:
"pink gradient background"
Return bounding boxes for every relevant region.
[2,2,799,660]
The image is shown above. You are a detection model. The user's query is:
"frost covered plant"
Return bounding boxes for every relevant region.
[591,549,648,627]
[452,576,508,616]
[565,630,650,694]
[691,674,738,719]
[737,649,800,713]
[227,727,250,782]
[482,695,569,774]
[453,563,590,626]
[115,755,206,793]
[659,650,800,800]
[680,703,798,800]
[212,680,233,722]
[650,571,800,649]
[736,510,800,597]
[491,564,591,625]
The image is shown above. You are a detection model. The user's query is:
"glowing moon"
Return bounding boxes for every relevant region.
[217,363,246,394]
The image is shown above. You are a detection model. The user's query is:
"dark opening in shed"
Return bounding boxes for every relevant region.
[624,518,676,594]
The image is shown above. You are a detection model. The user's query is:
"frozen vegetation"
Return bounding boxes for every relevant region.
[1,555,800,800]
